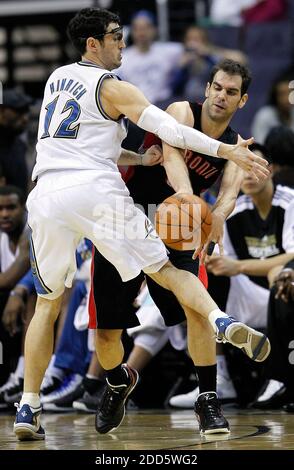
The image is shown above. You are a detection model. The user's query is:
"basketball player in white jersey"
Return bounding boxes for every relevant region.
[14,8,270,440]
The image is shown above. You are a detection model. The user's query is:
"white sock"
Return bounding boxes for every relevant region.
[15,356,24,379]
[20,393,40,409]
[217,355,229,379]
[208,309,229,333]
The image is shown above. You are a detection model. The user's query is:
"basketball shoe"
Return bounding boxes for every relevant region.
[14,403,45,441]
[73,382,105,413]
[194,391,230,434]
[0,373,23,409]
[215,317,270,362]
[95,364,138,434]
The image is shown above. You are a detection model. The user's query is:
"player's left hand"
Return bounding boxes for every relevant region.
[192,211,224,263]
[206,255,240,276]
[142,144,163,166]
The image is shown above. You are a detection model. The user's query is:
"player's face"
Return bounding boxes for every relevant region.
[0,108,29,135]
[205,70,247,122]
[0,194,24,233]
[275,80,292,113]
[99,23,126,70]
[241,151,271,195]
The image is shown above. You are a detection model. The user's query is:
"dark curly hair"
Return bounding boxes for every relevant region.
[67,8,121,55]
[209,59,252,96]
[265,126,294,166]
[249,143,272,164]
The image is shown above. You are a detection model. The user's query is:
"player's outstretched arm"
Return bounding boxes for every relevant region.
[100,79,269,180]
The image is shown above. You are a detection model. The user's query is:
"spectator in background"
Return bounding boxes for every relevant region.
[265,126,294,188]
[210,0,286,26]
[251,72,294,143]
[242,0,287,24]
[0,89,32,197]
[251,259,294,410]
[117,10,182,106]
[117,9,183,151]
[171,143,294,408]
[170,25,246,102]
[0,185,30,390]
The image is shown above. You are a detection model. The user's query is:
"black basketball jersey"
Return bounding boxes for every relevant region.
[127,102,238,210]
[225,185,294,289]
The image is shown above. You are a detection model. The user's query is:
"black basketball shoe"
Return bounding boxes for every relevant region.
[194,391,230,434]
[95,364,138,434]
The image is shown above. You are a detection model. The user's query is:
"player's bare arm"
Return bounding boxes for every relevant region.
[198,135,245,263]
[118,145,163,166]
[100,79,269,179]
[207,252,294,277]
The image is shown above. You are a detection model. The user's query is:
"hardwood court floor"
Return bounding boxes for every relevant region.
[0,408,294,450]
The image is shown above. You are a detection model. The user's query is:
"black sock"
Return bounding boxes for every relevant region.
[195,364,217,394]
[83,376,104,394]
[106,365,129,386]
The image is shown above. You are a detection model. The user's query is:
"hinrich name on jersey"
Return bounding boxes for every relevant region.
[49,78,87,100]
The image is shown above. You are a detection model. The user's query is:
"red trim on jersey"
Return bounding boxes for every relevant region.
[142,131,161,150]
[198,262,208,289]
[118,165,135,183]
[88,247,98,329]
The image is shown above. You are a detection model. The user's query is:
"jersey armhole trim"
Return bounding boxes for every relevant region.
[95,73,122,122]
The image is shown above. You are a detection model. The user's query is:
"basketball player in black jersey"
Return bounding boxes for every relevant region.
[92,59,270,435]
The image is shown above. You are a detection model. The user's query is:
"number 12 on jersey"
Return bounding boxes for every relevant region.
[41,95,81,139]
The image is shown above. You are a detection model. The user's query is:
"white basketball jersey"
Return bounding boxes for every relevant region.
[32,61,127,180]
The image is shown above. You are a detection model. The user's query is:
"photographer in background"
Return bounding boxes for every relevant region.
[170,25,246,102]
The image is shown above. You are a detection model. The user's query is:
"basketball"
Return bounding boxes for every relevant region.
[155,194,212,251]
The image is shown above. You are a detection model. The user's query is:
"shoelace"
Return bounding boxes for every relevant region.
[202,399,222,419]
[215,317,237,344]
[100,385,126,418]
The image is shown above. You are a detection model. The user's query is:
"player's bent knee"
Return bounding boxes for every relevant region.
[96,329,122,345]
[35,294,63,321]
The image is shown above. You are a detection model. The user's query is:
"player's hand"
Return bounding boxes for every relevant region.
[192,211,224,263]
[219,138,270,181]
[142,145,163,166]
[274,269,294,303]
[2,295,25,336]
[206,255,240,276]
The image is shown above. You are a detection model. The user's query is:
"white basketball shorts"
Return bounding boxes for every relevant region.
[27,170,168,299]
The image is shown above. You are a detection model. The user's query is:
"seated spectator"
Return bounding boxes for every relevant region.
[251,259,294,409]
[207,143,294,327]
[0,89,32,196]
[265,126,294,188]
[0,186,30,391]
[0,269,36,408]
[204,143,294,404]
[251,72,294,143]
